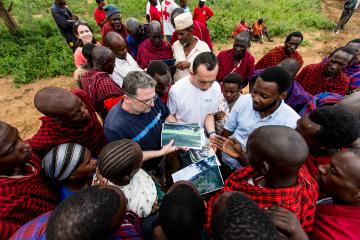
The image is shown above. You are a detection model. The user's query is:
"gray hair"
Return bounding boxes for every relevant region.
[122,71,156,96]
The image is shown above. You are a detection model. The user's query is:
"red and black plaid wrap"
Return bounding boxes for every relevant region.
[295,63,349,96]
[0,154,58,240]
[206,165,318,233]
[27,89,106,158]
[255,46,304,70]
[80,69,123,119]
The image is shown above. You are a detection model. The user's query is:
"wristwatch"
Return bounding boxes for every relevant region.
[207,131,216,137]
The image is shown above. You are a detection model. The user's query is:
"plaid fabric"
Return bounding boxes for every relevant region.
[206,165,318,233]
[136,38,173,69]
[216,49,255,82]
[9,211,142,240]
[295,63,349,96]
[80,69,123,119]
[343,63,360,92]
[0,155,58,240]
[28,89,106,158]
[298,92,344,116]
[255,46,304,70]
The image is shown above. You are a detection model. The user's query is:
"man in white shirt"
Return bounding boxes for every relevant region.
[106,32,142,87]
[212,66,300,167]
[161,0,179,41]
[172,12,211,81]
[168,52,222,126]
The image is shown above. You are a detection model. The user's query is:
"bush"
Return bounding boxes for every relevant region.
[0,0,335,84]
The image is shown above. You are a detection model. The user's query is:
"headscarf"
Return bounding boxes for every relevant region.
[42,143,86,181]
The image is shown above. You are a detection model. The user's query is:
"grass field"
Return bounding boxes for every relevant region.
[0,0,335,84]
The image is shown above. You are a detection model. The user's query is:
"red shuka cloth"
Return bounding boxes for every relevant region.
[255,46,304,70]
[80,69,123,119]
[150,4,161,22]
[193,5,214,25]
[101,21,128,46]
[295,63,349,96]
[94,7,106,27]
[206,165,318,233]
[310,204,360,240]
[216,49,255,82]
[0,154,58,240]
[171,20,213,50]
[305,153,332,179]
[28,89,106,158]
[136,38,173,69]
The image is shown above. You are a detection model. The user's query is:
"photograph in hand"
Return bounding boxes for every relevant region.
[161,123,202,149]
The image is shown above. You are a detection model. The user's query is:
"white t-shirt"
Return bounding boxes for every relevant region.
[161,0,179,36]
[168,76,222,126]
[146,0,161,14]
[172,37,211,81]
[111,53,142,87]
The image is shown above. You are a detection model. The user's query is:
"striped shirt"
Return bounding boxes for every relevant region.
[224,94,300,148]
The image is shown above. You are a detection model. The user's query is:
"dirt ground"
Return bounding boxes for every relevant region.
[1,0,359,139]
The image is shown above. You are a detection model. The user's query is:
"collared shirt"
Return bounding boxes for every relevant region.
[224,94,300,148]
[172,37,211,81]
[111,54,142,88]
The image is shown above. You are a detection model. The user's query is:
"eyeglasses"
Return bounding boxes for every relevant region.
[130,95,158,106]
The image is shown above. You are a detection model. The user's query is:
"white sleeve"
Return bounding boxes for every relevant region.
[167,88,178,115]
[146,1,150,14]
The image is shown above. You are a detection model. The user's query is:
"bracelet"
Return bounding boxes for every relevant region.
[207,131,216,137]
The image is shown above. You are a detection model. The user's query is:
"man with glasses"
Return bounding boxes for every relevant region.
[104,71,177,172]
[101,5,128,46]
[216,32,255,83]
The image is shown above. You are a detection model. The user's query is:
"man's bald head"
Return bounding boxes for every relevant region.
[338,91,360,120]
[92,46,116,74]
[106,32,127,60]
[247,125,308,173]
[235,31,251,44]
[149,20,162,34]
[125,17,140,35]
[278,58,301,79]
[149,21,162,47]
[34,87,89,123]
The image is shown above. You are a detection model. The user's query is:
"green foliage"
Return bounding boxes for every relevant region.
[205,0,335,42]
[0,0,334,84]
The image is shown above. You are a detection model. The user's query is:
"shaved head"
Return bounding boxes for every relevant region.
[106,31,125,46]
[235,31,251,44]
[338,91,360,120]
[278,58,301,79]
[149,20,161,34]
[106,32,127,60]
[125,17,140,35]
[247,125,308,172]
[34,87,89,123]
[92,46,116,73]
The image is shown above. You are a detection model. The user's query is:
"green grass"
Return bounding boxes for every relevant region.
[0,0,335,85]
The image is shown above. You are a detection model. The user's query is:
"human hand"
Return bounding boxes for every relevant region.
[264,206,308,240]
[214,111,226,121]
[210,135,243,159]
[160,139,179,155]
[176,61,191,70]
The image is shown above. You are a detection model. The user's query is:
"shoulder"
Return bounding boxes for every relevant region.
[171,77,191,91]
[196,39,211,50]
[233,94,252,110]
[278,101,301,119]
[217,49,232,58]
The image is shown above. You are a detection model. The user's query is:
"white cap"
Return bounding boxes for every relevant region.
[174,12,193,30]
[200,0,206,2]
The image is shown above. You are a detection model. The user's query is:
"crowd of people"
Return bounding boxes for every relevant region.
[1,0,360,239]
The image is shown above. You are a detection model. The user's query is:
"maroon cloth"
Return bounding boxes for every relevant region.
[80,69,123,119]
[0,154,58,240]
[255,46,304,70]
[136,38,173,69]
[101,21,128,46]
[305,153,332,179]
[310,204,360,239]
[206,166,318,233]
[295,63,349,96]
[216,49,255,82]
[171,20,213,49]
[27,89,106,158]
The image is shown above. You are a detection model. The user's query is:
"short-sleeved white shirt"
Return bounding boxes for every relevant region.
[172,37,211,81]
[167,76,222,126]
[224,94,300,148]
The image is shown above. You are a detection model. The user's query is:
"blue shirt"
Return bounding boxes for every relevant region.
[224,94,300,148]
[104,97,170,151]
